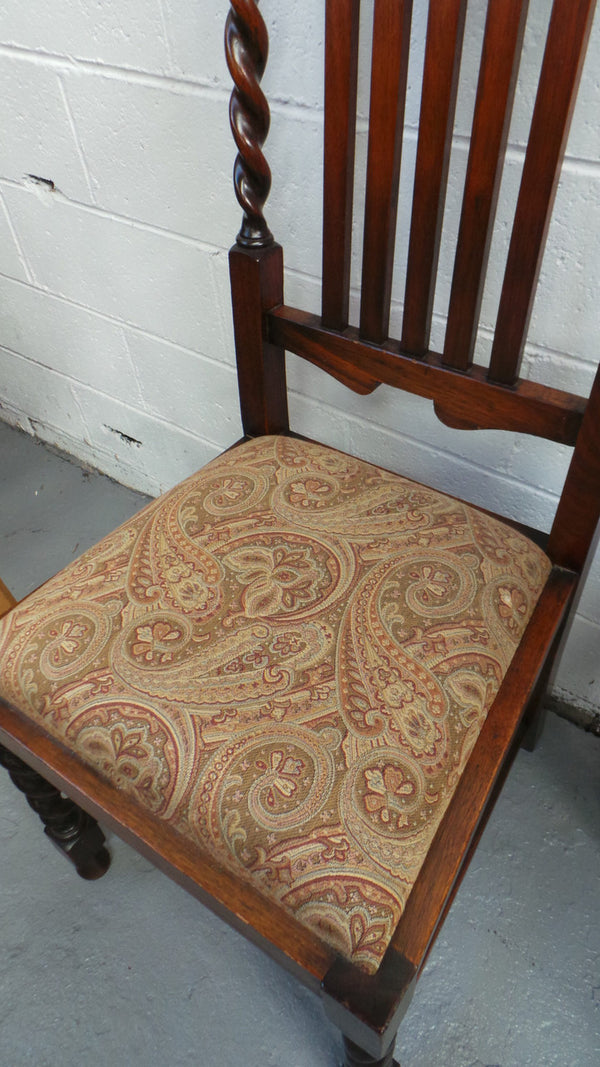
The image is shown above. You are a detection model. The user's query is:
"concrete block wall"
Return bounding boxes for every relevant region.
[0,1,598,717]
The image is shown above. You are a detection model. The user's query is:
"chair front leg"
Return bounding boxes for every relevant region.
[0,743,110,879]
[342,1035,400,1067]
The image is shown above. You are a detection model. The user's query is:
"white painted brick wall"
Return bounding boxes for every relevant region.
[0,0,598,715]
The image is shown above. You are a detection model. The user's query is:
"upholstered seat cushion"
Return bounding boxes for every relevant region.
[0,436,551,972]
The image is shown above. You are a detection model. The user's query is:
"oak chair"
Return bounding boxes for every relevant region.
[1,1,599,1064]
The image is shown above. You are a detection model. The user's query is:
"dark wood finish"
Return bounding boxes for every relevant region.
[268,306,585,448]
[0,566,579,1045]
[229,242,289,436]
[359,0,413,344]
[489,0,598,384]
[391,568,575,970]
[323,950,415,1060]
[547,362,600,570]
[401,0,467,355]
[0,703,334,988]
[442,0,529,370]
[227,0,288,437]
[419,577,575,968]
[1,2,599,1064]
[0,742,110,879]
[322,0,360,330]
[0,577,16,619]
[342,1035,400,1067]
[225,0,274,247]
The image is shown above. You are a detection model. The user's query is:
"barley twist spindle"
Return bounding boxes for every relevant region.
[0,743,110,879]
[226,0,274,247]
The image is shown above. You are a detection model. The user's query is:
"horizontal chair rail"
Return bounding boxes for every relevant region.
[0,561,576,1051]
[391,565,576,969]
[0,697,335,988]
[268,307,585,445]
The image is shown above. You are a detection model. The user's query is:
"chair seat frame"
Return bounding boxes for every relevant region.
[1,2,599,1064]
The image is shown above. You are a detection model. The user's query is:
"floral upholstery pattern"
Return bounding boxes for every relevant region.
[0,436,551,972]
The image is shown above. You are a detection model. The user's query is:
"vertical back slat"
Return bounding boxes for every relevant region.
[359,0,413,344]
[442,0,529,371]
[401,0,468,356]
[322,0,361,330]
[488,0,597,385]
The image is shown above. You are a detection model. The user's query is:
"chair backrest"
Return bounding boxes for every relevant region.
[226,0,600,577]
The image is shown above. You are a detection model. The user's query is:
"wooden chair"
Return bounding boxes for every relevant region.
[0,1,598,1063]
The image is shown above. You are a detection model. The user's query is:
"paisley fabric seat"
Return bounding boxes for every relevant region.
[0,435,551,973]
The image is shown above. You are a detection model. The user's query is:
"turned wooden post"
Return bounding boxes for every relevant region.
[1,581,110,878]
[0,743,110,880]
[226,0,288,437]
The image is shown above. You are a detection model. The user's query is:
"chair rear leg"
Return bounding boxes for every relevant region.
[0,743,110,879]
[342,1035,400,1067]
[520,691,548,752]
[521,605,574,752]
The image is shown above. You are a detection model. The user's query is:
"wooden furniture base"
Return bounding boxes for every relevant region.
[1,1,599,1063]
[342,1036,399,1067]
[0,742,110,880]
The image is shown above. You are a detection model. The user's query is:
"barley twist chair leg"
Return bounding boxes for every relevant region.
[0,743,110,879]
[341,1035,400,1067]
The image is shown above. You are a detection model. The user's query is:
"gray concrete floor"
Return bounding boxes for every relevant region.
[0,420,599,1067]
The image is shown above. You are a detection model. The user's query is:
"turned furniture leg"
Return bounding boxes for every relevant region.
[342,1035,400,1067]
[0,743,110,879]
